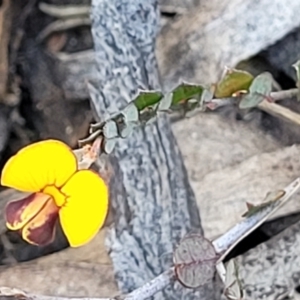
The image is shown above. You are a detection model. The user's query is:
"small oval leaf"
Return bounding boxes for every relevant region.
[103,138,117,154]
[239,72,273,109]
[249,72,273,95]
[239,93,265,109]
[158,93,173,111]
[173,234,217,288]
[122,103,139,123]
[201,87,214,104]
[103,121,118,139]
[119,123,134,138]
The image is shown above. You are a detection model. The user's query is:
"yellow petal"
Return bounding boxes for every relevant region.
[1,140,77,192]
[59,170,108,247]
[22,197,59,246]
[6,193,51,230]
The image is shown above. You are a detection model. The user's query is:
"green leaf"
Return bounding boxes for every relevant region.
[215,68,254,98]
[133,90,163,111]
[171,82,203,106]
[239,72,273,109]
[174,234,217,288]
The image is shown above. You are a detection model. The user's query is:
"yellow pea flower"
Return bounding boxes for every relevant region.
[0,139,108,247]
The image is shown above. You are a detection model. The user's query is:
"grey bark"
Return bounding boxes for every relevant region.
[89,1,218,299]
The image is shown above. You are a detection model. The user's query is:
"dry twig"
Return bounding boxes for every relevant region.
[1,178,299,300]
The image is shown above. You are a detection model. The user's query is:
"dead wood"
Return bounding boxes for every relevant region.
[157,0,300,89]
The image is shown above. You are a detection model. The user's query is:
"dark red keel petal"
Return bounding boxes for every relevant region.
[6,193,51,230]
[21,197,59,246]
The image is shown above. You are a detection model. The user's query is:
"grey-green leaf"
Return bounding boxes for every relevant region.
[201,87,214,103]
[158,92,173,111]
[239,93,265,109]
[249,72,273,95]
[119,123,134,138]
[239,72,273,109]
[292,60,300,101]
[121,103,139,123]
[102,120,118,139]
[103,138,117,154]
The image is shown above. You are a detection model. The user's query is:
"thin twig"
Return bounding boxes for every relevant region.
[213,177,300,261]
[207,88,300,128]
[121,269,175,300]
[36,18,91,42]
[80,87,300,146]
[39,3,90,19]
[1,178,299,300]
[258,100,300,126]
[208,88,299,110]
[0,269,174,300]
[78,130,102,147]
[269,88,299,101]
